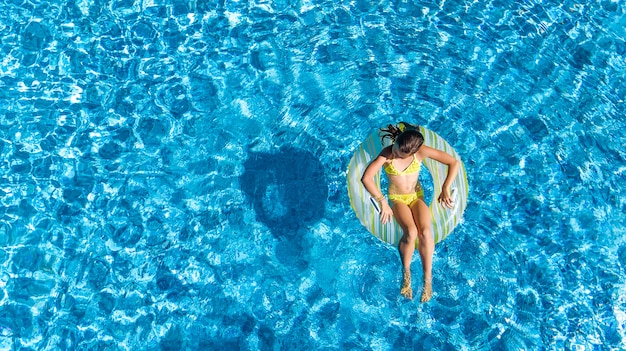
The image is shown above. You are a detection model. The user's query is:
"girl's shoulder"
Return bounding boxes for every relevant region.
[416,145,435,161]
[417,145,435,155]
[379,145,393,159]
[417,145,455,164]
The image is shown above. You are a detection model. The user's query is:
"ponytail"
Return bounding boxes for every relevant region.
[380,124,403,143]
[379,121,419,143]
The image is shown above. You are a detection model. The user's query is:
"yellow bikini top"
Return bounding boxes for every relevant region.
[384,154,421,176]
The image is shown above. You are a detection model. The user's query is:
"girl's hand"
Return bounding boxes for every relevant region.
[438,188,454,209]
[379,201,393,224]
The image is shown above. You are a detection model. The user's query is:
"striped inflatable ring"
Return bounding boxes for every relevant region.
[347,126,469,246]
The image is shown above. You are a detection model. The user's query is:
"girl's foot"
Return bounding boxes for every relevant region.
[420,279,432,303]
[400,271,412,299]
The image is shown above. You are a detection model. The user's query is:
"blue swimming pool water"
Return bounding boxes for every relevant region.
[1,0,625,349]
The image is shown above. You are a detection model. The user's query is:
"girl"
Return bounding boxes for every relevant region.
[361,122,459,302]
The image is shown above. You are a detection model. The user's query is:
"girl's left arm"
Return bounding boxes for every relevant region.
[418,145,460,208]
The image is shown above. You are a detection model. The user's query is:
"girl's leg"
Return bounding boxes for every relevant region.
[391,202,419,299]
[411,198,434,302]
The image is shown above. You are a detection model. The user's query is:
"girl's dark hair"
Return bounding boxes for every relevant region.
[380,122,424,154]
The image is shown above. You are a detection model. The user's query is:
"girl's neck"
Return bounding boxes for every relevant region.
[393,153,413,160]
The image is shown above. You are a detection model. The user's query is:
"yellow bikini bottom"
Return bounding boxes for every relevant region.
[388,189,425,207]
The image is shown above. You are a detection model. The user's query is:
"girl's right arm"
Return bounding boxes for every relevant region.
[361,153,393,224]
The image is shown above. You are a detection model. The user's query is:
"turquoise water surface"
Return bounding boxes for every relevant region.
[1,0,625,350]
